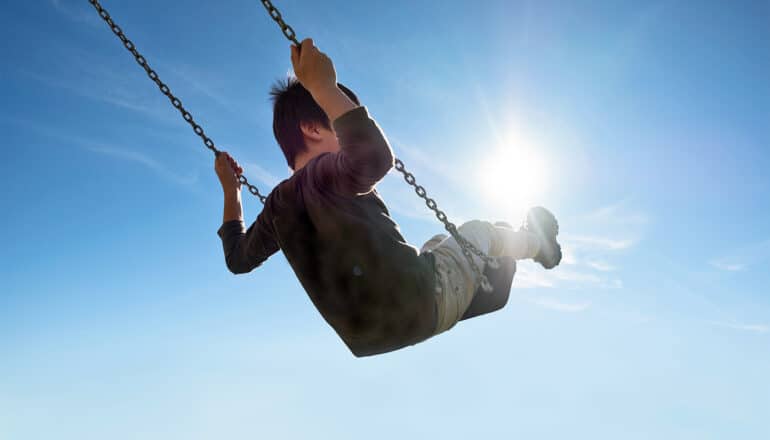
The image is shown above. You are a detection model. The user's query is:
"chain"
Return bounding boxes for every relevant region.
[87,0,268,204]
[88,0,498,292]
[259,0,301,47]
[394,159,498,292]
[257,2,498,292]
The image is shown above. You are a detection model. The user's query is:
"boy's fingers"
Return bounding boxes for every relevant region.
[290,44,299,66]
[300,38,316,60]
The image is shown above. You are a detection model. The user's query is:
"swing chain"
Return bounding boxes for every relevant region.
[89,0,497,292]
[394,159,499,292]
[260,0,301,47]
[260,1,498,292]
[87,0,269,204]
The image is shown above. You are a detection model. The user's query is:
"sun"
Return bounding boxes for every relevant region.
[476,146,549,215]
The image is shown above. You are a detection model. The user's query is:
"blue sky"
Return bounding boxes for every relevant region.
[1,0,769,438]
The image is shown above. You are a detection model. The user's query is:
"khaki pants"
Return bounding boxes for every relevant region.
[420,220,540,335]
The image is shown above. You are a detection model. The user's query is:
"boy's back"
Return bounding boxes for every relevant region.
[218,107,438,357]
[214,38,563,357]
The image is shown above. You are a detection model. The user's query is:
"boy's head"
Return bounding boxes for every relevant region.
[270,77,360,171]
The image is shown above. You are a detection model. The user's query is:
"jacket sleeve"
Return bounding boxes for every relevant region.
[309,106,395,196]
[217,209,280,274]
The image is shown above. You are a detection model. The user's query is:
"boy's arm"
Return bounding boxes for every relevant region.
[217,214,279,274]
[292,39,394,195]
[322,104,394,195]
[215,153,279,274]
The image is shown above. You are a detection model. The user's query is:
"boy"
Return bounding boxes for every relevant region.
[215,39,561,357]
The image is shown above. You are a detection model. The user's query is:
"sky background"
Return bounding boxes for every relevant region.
[1,0,769,438]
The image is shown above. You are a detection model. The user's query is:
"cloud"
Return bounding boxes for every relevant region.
[51,0,101,26]
[19,35,258,129]
[709,261,746,272]
[553,269,603,284]
[709,239,770,272]
[529,297,591,313]
[711,322,769,334]
[376,177,445,223]
[560,245,578,265]
[373,158,470,224]
[83,143,198,186]
[583,200,649,226]
[586,260,615,272]
[512,263,621,290]
[242,162,284,188]
[565,235,636,251]
[505,202,645,292]
[389,138,468,190]
[21,68,176,123]
[513,266,556,288]
[6,117,198,187]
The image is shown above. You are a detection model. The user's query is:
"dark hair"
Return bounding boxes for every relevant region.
[270,77,360,169]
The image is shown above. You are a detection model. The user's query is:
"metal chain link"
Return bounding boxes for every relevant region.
[394,159,498,292]
[258,2,498,292]
[87,0,268,204]
[260,0,301,47]
[88,0,498,292]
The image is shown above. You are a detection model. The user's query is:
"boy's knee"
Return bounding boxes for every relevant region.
[459,219,491,231]
[457,220,502,256]
[458,220,496,237]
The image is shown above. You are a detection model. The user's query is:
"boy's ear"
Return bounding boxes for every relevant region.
[299,121,323,142]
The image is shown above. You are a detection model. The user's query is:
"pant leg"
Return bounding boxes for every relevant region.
[423,220,541,335]
[420,233,448,253]
[426,220,497,335]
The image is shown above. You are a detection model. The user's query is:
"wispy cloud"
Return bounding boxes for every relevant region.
[506,202,646,291]
[512,263,621,290]
[19,34,259,129]
[51,0,101,26]
[583,200,649,226]
[242,162,284,188]
[20,68,176,123]
[709,239,770,272]
[711,321,769,334]
[84,143,198,186]
[553,269,603,284]
[514,265,556,288]
[709,261,746,272]
[376,176,445,223]
[389,138,467,190]
[529,297,591,313]
[565,235,636,251]
[6,117,197,187]
[586,260,616,272]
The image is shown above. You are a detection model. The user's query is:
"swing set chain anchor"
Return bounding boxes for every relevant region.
[87,0,267,204]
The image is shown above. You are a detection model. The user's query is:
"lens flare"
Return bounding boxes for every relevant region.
[477,146,548,216]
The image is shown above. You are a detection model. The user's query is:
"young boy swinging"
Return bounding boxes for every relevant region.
[214,39,562,357]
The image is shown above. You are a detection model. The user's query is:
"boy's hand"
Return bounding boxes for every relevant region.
[291,38,337,95]
[215,152,243,194]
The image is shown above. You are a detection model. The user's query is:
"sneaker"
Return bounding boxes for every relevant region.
[522,207,562,269]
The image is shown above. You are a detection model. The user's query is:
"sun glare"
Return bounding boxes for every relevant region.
[477,146,548,216]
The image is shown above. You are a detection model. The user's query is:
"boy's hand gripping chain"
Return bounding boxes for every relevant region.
[88,0,498,292]
[260,0,499,291]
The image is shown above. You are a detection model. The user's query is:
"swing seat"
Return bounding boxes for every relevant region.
[460,256,516,321]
